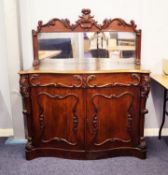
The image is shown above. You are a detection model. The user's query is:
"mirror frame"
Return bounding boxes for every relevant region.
[32,9,141,67]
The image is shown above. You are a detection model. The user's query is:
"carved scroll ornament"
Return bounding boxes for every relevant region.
[29,74,141,88]
[141,75,150,115]
[30,74,83,88]
[86,74,141,88]
[35,9,139,32]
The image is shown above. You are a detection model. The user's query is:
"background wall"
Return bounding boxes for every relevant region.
[1,0,168,138]
[0,0,12,134]
[0,0,23,137]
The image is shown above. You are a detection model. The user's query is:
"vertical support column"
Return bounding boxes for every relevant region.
[139,74,150,151]
[20,74,33,159]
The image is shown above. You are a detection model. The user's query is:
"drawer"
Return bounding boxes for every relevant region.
[85,73,141,88]
[29,74,83,88]
[29,73,142,88]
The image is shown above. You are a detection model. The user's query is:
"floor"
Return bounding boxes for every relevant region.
[0,137,168,175]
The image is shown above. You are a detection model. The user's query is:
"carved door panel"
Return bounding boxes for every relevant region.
[31,87,84,150]
[86,87,140,150]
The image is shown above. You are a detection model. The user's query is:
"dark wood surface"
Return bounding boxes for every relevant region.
[20,72,150,160]
[20,9,150,160]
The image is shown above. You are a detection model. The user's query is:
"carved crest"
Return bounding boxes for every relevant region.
[73,9,101,30]
[34,8,139,32]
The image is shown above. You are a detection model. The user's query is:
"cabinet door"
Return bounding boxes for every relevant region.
[31,87,84,150]
[86,87,140,150]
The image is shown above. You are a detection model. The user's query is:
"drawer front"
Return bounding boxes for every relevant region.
[29,74,83,88]
[84,73,141,88]
[29,73,142,88]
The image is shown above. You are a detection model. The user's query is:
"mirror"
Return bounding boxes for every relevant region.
[84,32,136,59]
[32,9,141,66]
[38,32,136,60]
[38,33,78,59]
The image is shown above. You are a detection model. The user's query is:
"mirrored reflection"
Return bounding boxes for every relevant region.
[84,32,136,59]
[38,32,136,60]
[38,32,79,59]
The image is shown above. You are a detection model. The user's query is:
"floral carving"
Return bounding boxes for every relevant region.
[141,75,150,115]
[73,9,101,30]
[141,75,150,97]
[20,75,30,98]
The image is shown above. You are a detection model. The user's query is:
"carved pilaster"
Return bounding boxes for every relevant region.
[20,75,30,98]
[141,75,150,115]
[20,75,33,151]
[139,74,150,144]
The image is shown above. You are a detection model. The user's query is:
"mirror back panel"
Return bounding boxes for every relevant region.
[32,9,141,66]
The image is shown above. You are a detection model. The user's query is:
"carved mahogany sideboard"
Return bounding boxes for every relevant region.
[19,60,150,160]
[19,9,150,160]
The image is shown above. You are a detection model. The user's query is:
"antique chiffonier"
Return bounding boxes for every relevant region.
[19,9,150,160]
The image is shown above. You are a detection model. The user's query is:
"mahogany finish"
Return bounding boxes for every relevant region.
[32,9,141,66]
[19,9,150,160]
[20,72,150,160]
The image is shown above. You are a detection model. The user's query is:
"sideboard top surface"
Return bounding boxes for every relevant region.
[19,58,150,74]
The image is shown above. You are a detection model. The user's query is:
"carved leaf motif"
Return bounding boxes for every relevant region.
[141,75,150,115]
[102,18,138,32]
[74,8,101,30]
[141,75,150,98]
[35,9,139,32]
[20,75,30,98]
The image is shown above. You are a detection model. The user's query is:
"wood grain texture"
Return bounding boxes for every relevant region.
[19,9,150,160]
[20,73,150,160]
